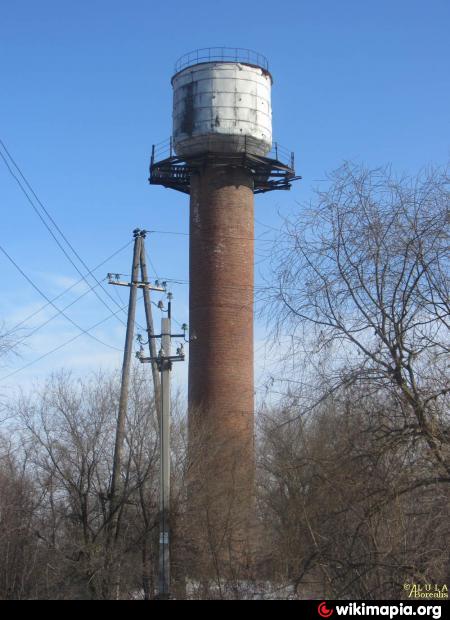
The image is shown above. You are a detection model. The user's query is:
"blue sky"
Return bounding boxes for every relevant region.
[0,0,448,398]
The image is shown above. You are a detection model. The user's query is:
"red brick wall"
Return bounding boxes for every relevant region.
[187,165,255,561]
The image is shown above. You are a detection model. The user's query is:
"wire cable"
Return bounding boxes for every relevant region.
[144,248,160,281]
[11,277,106,349]
[147,227,276,243]
[0,303,128,383]
[0,140,129,327]
[0,245,121,352]
[141,276,269,292]
[4,239,133,336]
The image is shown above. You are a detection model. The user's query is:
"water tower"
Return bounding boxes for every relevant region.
[149,47,299,566]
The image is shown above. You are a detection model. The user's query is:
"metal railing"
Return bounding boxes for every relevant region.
[174,47,269,74]
[151,137,174,162]
[269,141,294,168]
[151,135,294,170]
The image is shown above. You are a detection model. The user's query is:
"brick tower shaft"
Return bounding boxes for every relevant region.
[187,166,255,559]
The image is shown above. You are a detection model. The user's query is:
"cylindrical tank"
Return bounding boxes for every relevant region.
[172,59,272,158]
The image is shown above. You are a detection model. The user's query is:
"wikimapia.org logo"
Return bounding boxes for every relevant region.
[317,602,443,620]
[318,602,334,618]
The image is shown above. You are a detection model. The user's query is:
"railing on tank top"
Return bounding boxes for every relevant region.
[150,135,294,170]
[174,47,269,74]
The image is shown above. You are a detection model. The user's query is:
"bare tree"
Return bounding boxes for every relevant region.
[269,163,449,478]
[0,435,48,599]
[0,323,21,423]
[257,388,450,599]
[256,162,450,599]
[11,368,161,599]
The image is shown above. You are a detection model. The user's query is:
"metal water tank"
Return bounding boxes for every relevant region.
[172,48,272,158]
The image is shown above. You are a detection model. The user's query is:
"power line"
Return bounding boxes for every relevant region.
[0,138,279,293]
[143,276,270,292]
[0,140,275,309]
[142,250,180,326]
[4,239,133,336]
[12,278,106,350]
[144,248,160,280]
[254,217,283,234]
[0,303,128,383]
[0,245,121,352]
[147,227,277,243]
[145,248,270,293]
[0,140,130,327]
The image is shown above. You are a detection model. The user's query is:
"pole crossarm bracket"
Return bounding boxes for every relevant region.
[147,332,186,339]
[138,354,185,364]
[107,278,166,292]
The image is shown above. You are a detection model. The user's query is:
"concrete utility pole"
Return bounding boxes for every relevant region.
[108,229,142,529]
[138,295,186,600]
[159,315,171,598]
[139,233,161,414]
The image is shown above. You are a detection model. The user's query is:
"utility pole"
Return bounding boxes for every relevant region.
[159,314,171,599]
[108,229,142,532]
[106,228,165,598]
[137,294,187,600]
[139,232,161,414]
